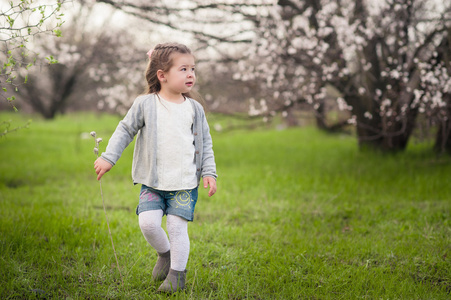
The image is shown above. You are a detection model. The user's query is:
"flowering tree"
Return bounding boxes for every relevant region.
[235,0,451,152]
[97,0,451,152]
[0,0,65,110]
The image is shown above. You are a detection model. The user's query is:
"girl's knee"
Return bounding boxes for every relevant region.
[167,215,188,236]
[139,219,161,233]
[138,210,163,232]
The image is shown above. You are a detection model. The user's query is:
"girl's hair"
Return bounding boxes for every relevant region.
[145,42,198,100]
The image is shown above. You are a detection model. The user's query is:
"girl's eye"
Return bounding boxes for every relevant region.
[181,68,187,71]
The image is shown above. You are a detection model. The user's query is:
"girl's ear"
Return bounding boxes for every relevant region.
[157,70,166,83]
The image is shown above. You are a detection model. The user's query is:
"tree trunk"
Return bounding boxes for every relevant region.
[20,78,54,119]
[356,113,417,152]
[19,64,79,120]
[314,101,328,130]
[434,119,451,154]
[349,95,418,152]
[434,95,451,154]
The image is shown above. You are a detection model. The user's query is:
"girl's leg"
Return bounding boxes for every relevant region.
[166,214,189,271]
[139,210,170,253]
[139,209,172,281]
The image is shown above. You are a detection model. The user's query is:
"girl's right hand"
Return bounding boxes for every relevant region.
[94,157,113,181]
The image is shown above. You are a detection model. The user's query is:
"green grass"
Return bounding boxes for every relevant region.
[0,112,450,299]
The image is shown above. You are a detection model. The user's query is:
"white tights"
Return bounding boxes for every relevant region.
[138,210,189,271]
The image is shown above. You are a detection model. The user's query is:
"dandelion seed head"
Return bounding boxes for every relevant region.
[93,147,99,155]
[90,131,97,138]
[96,138,103,143]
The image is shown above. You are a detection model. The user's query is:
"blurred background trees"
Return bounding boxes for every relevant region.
[0,0,65,110]
[8,1,146,118]
[240,0,451,153]
[2,0,450,154]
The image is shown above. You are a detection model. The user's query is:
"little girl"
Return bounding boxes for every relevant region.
[94,42,217,293]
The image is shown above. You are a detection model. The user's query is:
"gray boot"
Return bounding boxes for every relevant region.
[157,269,187,293]
[151,250,170,281]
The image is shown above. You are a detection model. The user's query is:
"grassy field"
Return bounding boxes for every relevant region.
[0,112,450,299]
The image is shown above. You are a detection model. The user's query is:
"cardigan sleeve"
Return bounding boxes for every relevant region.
[101,97,145,166]
[198,106,217,181]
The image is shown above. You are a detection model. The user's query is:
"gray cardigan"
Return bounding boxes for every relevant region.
[101,93,217,188]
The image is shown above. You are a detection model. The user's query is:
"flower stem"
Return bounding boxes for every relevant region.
[99,178,124,289]
[92,131,124,290]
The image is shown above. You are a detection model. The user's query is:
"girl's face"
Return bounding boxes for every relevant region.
[159,53,196,100]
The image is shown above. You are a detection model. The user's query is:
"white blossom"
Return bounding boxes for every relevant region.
[364,112,373,119]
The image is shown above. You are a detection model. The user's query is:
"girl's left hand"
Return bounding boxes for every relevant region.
[203,177,217,197]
